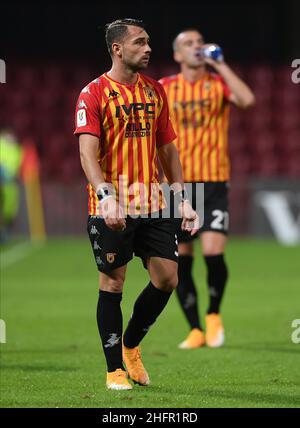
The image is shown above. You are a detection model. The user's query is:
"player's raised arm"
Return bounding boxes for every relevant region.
[204,52,255,109]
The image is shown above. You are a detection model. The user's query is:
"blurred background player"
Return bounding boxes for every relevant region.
[0,130,22,243]
[160,29,255,349]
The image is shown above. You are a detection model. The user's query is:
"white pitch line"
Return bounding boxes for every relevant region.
[0,241,44,269]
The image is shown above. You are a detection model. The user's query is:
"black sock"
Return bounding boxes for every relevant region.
[204,254,228,314]
[123,282,172,348]
[176,255,202,330]
[97,290,124,372]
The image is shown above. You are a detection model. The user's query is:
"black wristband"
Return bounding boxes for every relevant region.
[96,187,110,201]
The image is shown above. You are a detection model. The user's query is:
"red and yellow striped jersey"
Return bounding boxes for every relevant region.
[74,73,176,215]
[160,72,231,182]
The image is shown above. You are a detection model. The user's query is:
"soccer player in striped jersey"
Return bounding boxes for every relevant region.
[74,19,199,390]
[160,29,255,349]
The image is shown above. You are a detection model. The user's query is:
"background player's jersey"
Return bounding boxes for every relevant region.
[74,73,176,215]
[160,72,231,182]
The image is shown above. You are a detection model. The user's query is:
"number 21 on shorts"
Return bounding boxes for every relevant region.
[211,210,229,231]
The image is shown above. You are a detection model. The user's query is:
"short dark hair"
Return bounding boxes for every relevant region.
[104,18,145,56]
[172,28,203,52]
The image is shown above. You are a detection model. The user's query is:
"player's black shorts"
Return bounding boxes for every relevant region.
[175,182,230,243]
[87,215,178,273]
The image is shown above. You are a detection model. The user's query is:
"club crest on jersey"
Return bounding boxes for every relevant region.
[106,253,117,263]
[204,82,211,90]
[144,86,154,100]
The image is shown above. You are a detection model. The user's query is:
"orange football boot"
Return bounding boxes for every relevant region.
[178,328,206,349]
[205,313,225,348]
[122,343,150,386]
[106,369,132,390]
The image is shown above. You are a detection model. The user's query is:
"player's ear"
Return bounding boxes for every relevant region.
[174,50,182,64]
[112,43,122,58]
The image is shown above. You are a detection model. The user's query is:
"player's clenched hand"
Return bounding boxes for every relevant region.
[99,196,126,232]
[179,200,200,236]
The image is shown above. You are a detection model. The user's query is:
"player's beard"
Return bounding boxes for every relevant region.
[124,55,150,72]
[128,61,149,72]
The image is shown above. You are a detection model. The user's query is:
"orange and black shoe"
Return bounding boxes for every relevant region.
[205,313,225,348]
[122,343,150,386]
[178,328,206,349]
[106,369,133,390]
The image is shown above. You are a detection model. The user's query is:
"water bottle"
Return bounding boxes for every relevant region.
[196,44,224,62]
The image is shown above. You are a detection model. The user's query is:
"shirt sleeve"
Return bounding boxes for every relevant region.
[218,75,231,102]
[74,85,101,138]
[155,84,177,148]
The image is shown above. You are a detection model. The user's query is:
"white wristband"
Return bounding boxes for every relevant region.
[99,194,113,205]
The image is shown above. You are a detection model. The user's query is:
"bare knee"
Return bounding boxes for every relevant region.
[201,232,227,256]
[100,273,125,293]
[156,272,178,293]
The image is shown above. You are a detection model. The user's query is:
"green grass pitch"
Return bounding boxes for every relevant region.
[1,237,300,408]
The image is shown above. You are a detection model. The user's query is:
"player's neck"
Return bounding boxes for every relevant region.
[181,65,206,83]
[107,65,139,86]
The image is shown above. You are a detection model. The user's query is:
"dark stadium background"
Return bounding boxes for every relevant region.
[1,0,300,240]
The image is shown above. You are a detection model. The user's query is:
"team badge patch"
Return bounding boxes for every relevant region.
[106,253,117,263]
[144,86,154,100]
[77,109,87,127]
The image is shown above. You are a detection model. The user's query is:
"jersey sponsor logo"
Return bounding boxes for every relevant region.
[182,117,204,128]
[116,103,155,118]
[125,122,151,138]
[77,108,87,127]
[173,99,211,111]
[106,253,117,263]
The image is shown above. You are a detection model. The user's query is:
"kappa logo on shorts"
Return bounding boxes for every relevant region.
[96,256,104,267]
[93,241,101,250]
[106,253,117,263]
[90,225,99,235]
